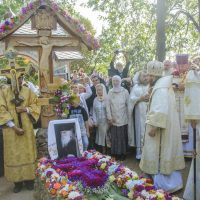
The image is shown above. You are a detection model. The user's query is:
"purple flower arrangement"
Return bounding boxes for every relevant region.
[83,150,181,200]
[51,84,81,118]
[36,156,109,198]
[52,88,70,118]
[52,157,108,190]
[0,0,100,50]
[36,151,181,200]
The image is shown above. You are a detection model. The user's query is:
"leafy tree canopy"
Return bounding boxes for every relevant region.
[1,0,200,76]
[84,0,200,75]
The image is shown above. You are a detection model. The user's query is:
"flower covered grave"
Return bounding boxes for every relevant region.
[35,150,181,200]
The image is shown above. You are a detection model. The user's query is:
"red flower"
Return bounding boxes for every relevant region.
[53,182,61,190]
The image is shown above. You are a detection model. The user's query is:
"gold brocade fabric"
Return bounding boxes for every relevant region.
[140,77,185,175]
[0,86,40,182]
[179,72,187,84]
[147,112,167,129]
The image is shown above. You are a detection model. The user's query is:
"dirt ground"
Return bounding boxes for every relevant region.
[0,149,191,200]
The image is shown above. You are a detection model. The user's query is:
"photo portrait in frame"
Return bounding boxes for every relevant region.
[48,119,83,159]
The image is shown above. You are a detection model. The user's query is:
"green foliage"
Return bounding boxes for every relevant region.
[1,0,200,76]
[0,57,9,68]
[0,56,33,68]
[84,0,200,74]
[0,0,97,74]
[0,0,30,18]
[0,54,39,85]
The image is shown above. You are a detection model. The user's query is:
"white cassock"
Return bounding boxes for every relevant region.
[129,83,148,159]
[183,70,200,200]
[173,76,193,157]
[127,73,140,147]
[139,75,185,193]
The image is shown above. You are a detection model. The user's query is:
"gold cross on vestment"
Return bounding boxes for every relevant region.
[0,47,26,93]
[0,65,26,95]
[1,48,26,100]
[1,65,26,128]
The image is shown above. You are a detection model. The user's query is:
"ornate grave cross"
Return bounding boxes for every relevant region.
[9,7,79,128]
[15,36,76,93]
[0,48,26,127]
[9,7,79,94]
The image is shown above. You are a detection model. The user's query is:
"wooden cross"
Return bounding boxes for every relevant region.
[10,36,79,93]
[10,36,79,128]
[4,7,80,128]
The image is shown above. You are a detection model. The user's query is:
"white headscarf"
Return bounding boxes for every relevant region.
[95,83,107,101]
[112,75,123,92]
[132,71,141,85]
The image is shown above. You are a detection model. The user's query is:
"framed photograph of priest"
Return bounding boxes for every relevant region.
[54,121,80,158]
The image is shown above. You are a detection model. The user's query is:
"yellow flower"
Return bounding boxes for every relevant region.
[128,191,134,198]
[157,192,164,199]
[100,163,106,170]
[24,57,30,64]
[69,185,74,190]
[61,179,67,185]
[109,175,115,182]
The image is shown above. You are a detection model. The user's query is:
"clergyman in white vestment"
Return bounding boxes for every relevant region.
[139,60,185,194]
[183,68,200,200]
[128,71,149,159]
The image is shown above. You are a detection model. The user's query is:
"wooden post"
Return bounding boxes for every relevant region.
[191,120,197,200]
[49,50,53,83]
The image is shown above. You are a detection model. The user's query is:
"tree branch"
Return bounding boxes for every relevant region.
[177,10,200,33]
[198,0,200,27]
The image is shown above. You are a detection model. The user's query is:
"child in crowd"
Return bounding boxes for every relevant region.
[68,96,89,151]
[93,84,110,154]
[84,76,92,86]
[78,84,86,93]
[71,83,92,115]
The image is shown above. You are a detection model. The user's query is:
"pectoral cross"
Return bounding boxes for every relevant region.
[0,64,26,128]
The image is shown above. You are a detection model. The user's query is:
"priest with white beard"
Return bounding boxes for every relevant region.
[139,60,185,194]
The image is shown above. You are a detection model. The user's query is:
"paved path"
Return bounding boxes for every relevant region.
[0,150,191,199]
[0,177,34,200]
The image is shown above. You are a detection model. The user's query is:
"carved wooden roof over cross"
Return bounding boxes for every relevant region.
[14,23,71,37]
[0,0,100,50]
[54,51,84,60]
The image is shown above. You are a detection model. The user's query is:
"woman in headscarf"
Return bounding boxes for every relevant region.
[106,75,129,160]
[128,71,149,159]
[93,84,110,154]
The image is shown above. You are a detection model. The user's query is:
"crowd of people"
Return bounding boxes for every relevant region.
[65,56,199,197]
[0,52,199,198]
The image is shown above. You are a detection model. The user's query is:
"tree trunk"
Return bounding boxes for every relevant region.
[156,0,166,62]
[198,0,200,28]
